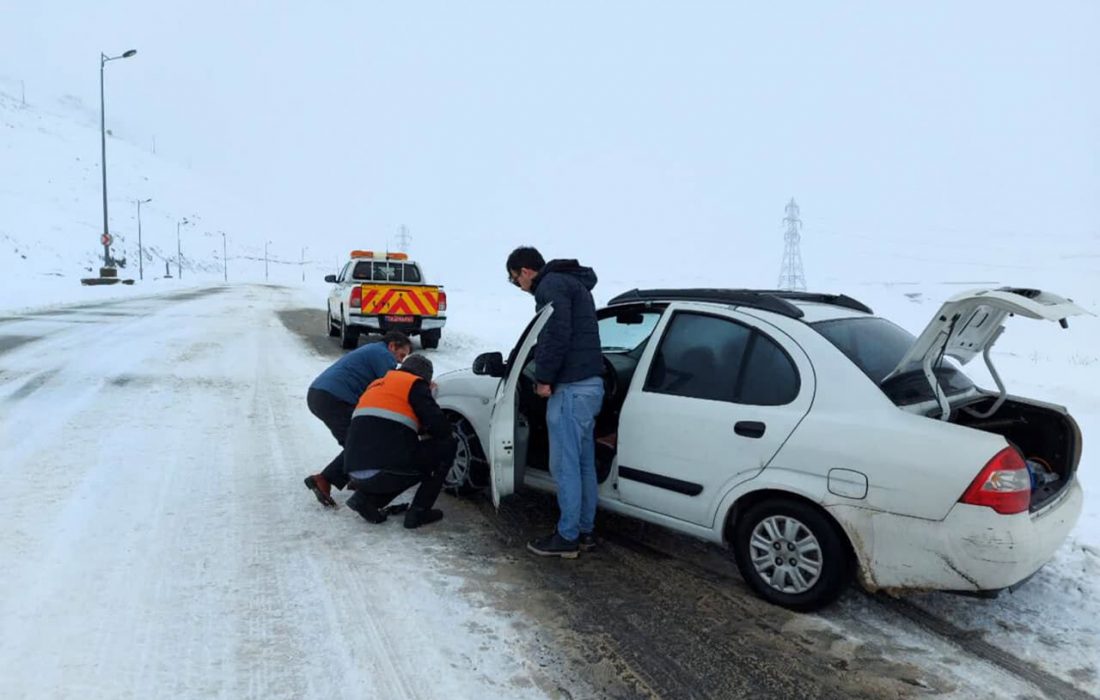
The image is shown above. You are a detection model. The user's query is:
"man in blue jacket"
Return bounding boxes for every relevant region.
[507,246,604,558]
[303,330,412,507]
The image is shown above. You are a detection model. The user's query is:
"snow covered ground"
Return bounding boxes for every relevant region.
[3,49,1100,698]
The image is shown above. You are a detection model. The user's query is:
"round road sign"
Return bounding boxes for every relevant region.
[100,233,113,246]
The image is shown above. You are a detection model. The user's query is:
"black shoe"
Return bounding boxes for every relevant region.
[578,532,597,552]
[346,491,387,524]
[404,507,444,529]
[527,533,580,559]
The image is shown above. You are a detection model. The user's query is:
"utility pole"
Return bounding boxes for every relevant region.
[301,246,308,282]
[395,224,412,252]
[20,80,25,106]
[99,49,137,269]
[176,217,189,280]
[265,241,271,282]
[136,198,151,280]
[221,232,227,282]
[777,198,807,292]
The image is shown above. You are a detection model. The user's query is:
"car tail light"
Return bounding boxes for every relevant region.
[438,291,447,313]
[959,447,1031,515]
[350,286,362,309]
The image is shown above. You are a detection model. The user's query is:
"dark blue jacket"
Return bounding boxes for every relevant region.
[310,341,397,405]
[532,259,603,385]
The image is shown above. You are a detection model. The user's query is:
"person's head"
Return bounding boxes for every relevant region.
[506,246,545,293]
[382,331,413,362]
[398,353,433,383]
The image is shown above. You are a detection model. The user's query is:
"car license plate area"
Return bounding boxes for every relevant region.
[385,315,414,324]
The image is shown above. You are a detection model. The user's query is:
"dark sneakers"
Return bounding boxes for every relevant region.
[304,474,337,508]
[346,491,388,524]
[578,532,597,552]
[527,532,580,559]
[404,508,444,529]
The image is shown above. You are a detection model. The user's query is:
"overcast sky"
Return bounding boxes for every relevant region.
[2,1,1097,286]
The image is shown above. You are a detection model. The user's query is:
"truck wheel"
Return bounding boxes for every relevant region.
[327,308,339,337]
[421,329,441,349]
[339,310,360,349]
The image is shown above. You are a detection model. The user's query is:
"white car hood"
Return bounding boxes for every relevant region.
[883,287,1090,381]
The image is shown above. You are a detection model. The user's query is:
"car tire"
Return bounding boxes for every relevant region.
[444,416,487,496]
[421,329,441,349]
[327,307,339,337]
[339,309,360,349]
[732,498,852,612]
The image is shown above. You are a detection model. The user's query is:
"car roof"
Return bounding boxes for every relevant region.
[606,288,874,322]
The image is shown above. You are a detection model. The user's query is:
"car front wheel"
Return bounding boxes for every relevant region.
[445,416,487,496]
[732,498,852,612]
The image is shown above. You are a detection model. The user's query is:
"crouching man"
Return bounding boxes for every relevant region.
[344,354,457,529]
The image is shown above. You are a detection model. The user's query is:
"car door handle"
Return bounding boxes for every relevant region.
[734,421,766,438]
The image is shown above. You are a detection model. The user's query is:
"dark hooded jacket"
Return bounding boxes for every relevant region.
[531,259,603,385]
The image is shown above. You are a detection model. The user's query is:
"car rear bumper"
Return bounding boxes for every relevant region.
[832,479,1083,592]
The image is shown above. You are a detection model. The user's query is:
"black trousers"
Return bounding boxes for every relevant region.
[350,438,457,512]
[307,388,355,489]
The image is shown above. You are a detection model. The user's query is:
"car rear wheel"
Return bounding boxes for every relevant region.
[326,307,339,337]
[732,498,851,612]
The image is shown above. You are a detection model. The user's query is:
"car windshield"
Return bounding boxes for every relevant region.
[811,317,975,405]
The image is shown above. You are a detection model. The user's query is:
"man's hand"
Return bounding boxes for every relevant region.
[535,383,552,398]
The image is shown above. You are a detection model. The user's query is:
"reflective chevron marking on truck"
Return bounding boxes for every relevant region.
[359,285,441,316]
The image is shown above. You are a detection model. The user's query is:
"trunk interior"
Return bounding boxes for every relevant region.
[951,396,1082,512]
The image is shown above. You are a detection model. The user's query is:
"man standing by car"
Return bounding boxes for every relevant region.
[343,354,457,529]
[303,331,412,507]
[506,246,604,558]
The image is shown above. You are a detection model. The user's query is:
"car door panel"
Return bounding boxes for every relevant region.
[489,306,554,507]
[616,305,815,527]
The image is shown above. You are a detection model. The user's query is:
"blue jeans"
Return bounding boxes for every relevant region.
[546,376,604,541]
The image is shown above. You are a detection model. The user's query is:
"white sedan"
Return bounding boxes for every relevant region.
[435,287,1086,611]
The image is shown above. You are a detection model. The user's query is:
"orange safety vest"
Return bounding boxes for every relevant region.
[352,369,421,432]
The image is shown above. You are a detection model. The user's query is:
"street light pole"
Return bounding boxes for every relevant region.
[136,198,151,280]
[221,232,227,282]
[176,217,189,279]
[301,246,308,282]
[99,49,137,269]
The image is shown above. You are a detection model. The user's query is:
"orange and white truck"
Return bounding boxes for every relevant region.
[325,250,447,349]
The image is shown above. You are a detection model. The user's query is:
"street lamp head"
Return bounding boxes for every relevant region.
[140,198,152,204]
[122,49,137,58]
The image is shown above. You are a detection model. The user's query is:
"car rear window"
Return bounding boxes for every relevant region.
[351,261,422,283]
[811,317,974,405]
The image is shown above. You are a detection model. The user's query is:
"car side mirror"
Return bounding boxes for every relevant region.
[472,351,506,378]
[324,274,337,283]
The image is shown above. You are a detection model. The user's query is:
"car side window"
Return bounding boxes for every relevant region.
[644,312,750,402]
[337,262,352,282]
[643,312,800,405]
[738,333,800,406]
